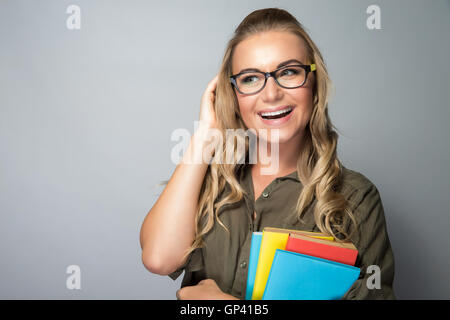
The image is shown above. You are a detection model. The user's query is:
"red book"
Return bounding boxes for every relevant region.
[285,233,358,266]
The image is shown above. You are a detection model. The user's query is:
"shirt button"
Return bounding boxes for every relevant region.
[240,261,247,268]
[262,192,269,198]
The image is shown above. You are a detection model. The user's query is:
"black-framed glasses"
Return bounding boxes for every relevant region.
[229,64,316,95]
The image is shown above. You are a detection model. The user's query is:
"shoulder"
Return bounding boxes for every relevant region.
[340,166,376,193]
[338,165,384,222]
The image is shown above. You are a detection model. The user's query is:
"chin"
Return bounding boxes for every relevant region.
[256,127,300,145]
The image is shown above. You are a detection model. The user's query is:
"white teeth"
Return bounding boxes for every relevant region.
[260,106,292,117]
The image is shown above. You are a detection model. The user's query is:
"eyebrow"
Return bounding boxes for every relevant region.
[236,59,304,74]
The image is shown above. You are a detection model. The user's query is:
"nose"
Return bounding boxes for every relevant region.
[261,75,283,101]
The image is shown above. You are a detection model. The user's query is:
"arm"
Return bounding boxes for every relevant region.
[140,75,219,275]
[176,279,240,300]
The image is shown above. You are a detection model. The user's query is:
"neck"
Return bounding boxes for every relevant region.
[252,130,304,177]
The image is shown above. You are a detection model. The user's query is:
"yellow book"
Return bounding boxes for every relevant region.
[251,228,334,300]
[263,227,335,241]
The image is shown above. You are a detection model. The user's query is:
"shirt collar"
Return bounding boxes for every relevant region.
[277,169,300,182]
[237,164,301,192]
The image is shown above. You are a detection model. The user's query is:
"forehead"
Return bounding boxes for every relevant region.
[232,31,308,73]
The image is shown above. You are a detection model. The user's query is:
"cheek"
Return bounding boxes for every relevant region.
[237,97,256,123]
[292,90,314,120]
[292,87,313,105]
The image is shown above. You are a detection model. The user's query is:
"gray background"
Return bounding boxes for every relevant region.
[0,0,449,299]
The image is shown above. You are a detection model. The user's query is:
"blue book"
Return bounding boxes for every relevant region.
[245,232,263,300]
[262,249,360,300]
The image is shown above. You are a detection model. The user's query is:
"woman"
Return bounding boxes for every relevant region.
[140,8,396,300]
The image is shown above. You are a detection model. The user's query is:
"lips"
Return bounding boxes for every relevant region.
[259,106,293,119]
[257,105,295,126]
[258,105,292,114]
[257,105,295,127]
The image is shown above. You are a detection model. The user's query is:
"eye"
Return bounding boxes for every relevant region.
[242,75,259,83]
[281,68,300,76]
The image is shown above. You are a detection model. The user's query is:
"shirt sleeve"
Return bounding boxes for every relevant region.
[168,247,204,281]
[341,183,396,300]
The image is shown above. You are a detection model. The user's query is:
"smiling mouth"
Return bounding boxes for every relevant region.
[258,106,293,120]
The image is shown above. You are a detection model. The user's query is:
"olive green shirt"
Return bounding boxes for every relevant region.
[169,165,396,300]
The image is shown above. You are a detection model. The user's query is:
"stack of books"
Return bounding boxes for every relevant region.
[245,227,360,300]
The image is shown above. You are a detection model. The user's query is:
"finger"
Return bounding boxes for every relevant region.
[210,74,219,84]
[198,278,214,285]
[207,75,219,92]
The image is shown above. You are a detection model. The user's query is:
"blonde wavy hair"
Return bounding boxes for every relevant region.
[181,7,357,262]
